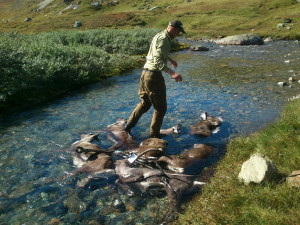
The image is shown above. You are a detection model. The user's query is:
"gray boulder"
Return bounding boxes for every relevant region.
[215,34,264,45]
[238,153,278,185]
[277,23,286,29]
[287,170,300,187]
[73,21,82,28]
[91,2,102,9]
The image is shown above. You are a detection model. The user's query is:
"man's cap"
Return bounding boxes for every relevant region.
[169,20,186,34]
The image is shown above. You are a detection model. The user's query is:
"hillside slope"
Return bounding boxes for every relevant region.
[0,0,299,38]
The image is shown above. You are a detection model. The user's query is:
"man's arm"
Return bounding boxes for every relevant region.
[168,57,177,69]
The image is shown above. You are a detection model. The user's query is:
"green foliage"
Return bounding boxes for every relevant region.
[175,99,300,225]
[0,28,179,113]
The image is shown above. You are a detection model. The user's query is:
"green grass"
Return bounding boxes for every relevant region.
[174,99,300,225]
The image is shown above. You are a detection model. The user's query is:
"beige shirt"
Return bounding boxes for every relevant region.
[143,30,171,72]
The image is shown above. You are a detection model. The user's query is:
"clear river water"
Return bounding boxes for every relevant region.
[0,40,299,224]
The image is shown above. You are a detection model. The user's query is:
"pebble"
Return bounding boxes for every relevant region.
[289,77,295,82]
[50,218,61,225]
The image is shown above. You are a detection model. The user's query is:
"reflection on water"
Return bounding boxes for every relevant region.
[0,40,299,224]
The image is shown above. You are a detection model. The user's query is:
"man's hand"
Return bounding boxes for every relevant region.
[172,72,182,82]
[167,68,182,82]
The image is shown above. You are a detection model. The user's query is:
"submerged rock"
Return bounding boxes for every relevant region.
[215,34,264,45]
[63,195,86,213]
[238,153,278,185]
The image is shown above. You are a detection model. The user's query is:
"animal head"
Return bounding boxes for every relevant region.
[107,118,127,129]
[172,124,182,134]
[79,133,100,142]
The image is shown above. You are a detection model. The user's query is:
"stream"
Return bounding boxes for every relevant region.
[0,40,299,224]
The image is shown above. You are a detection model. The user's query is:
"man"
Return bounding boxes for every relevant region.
[124,20,185,138]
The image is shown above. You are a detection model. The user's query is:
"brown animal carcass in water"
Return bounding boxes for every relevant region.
[69,153,114,187]
[160,124,182,135]
[190,112,222,137]
[70,133,113,167]
[114,158,205,222]
[157,144,213,173]
[128,138,168,159]
[106,118,138,150]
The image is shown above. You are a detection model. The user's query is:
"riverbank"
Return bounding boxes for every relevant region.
[174,98,300,224]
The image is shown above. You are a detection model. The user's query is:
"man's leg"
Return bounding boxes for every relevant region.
[146,72,167,138]
[149,95,167,138]
[125,95,151,132]
[125,70,151,132]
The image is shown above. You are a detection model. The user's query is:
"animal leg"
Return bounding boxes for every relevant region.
[115,179,135,196]
[161,184,178,223]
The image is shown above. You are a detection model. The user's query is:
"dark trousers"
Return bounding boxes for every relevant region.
[127,69,167,137]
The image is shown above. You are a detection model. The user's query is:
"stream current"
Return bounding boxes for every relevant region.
[0,40,299,224]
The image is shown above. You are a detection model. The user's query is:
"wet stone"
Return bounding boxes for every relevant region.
[63,195,86,214]
[49,218,61,225]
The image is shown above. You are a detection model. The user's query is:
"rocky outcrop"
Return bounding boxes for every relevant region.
[238,153,278,185]
[38,0,55,10]
[215,34,264,45]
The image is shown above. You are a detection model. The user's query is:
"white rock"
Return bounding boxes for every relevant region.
[238,153,278,185]
[277,82,288,87]
[288,77,295,82]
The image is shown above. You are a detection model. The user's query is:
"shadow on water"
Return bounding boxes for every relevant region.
[0,40,299,224]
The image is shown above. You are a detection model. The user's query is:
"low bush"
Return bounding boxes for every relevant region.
[0,28,180,113]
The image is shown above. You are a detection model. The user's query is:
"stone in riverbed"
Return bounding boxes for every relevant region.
[215,34,264,45]
[238,153,278,185]
[63,195,86,213]
[190,45,209,51]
